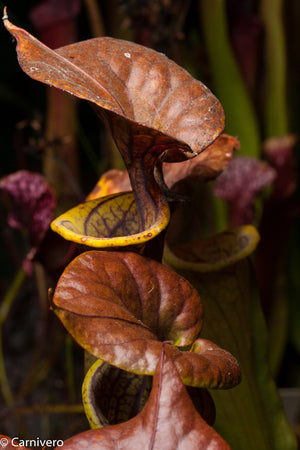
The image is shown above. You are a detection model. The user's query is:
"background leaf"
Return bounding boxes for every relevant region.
[164,225,260,272]
[165,238,297,449]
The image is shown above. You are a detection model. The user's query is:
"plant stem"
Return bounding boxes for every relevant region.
[65,334,76,403]
[208,183,228,233]
[0,267,27,405]
[0,331,13,405]
[84,0,105,37]
[199,0,260,157]
[16,328,65,401]
[260,0,288,137]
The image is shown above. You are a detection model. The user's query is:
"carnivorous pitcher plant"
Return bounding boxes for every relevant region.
[2,7,296,449]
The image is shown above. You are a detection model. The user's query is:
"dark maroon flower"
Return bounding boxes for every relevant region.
[30,0,81,48]
[263,134,297,200]
[214,156,276,226]
[30,0,81,32]
[0,170,56,272]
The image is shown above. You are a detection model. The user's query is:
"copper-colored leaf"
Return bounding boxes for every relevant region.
[59,346,231,449]
[86,169,131,201]
[3,12,224,247]
[52,251,241,388]
[163,133,240,188]
[3,14,224,158]
[53,249,203,354]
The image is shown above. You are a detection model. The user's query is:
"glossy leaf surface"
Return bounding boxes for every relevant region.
[3,15,224,158]
[59,346,231,449]
[52,251,241,388]
[4,13,225,249]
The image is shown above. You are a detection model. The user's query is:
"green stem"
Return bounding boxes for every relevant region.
[0,267,27,405]
[0,267,26,323]
[260,0,288,137]
[0,331,13,405]
[17,329,65,401]
[208,183,229,233]
[199,0,260,157]
[65,334,76,403]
